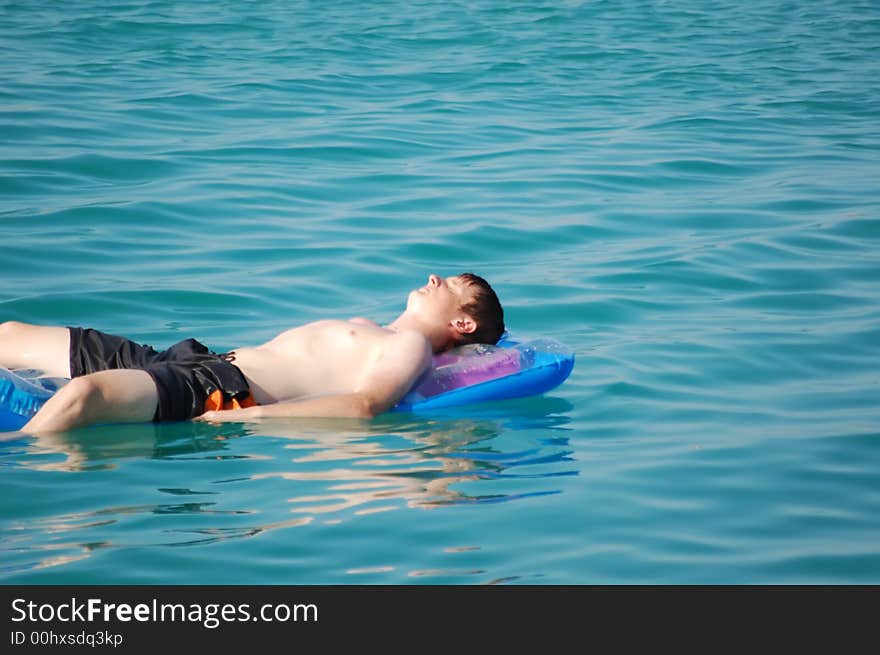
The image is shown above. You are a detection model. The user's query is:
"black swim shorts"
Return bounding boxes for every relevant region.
[68,327,256,422]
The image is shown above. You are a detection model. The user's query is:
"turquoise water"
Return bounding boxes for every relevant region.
[1,0,879,584]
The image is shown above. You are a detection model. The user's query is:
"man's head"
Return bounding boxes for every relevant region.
[456,272,506,345]
[403,272,505,351]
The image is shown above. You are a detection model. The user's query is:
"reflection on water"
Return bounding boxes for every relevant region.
[263,412,576,514]
[0,421,250,472]
[0,398,576,577]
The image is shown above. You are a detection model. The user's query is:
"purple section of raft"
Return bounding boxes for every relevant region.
[391,335,575,412]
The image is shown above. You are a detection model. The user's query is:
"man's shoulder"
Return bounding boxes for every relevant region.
[385,328,431,352]
[358,329,431,396]
[380,329,432,369]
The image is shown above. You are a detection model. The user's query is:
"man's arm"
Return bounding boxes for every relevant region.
[196,331,431,422]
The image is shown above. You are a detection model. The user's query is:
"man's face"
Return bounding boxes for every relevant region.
[406,273,474,325]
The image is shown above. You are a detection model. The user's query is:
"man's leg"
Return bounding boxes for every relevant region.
[22,369,158,433]
[0,321,71,378]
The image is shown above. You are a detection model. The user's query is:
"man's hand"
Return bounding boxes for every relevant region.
[193,394,377,422]
[195,406,261,423]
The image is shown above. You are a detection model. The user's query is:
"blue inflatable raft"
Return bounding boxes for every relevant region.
[392,335,574,412]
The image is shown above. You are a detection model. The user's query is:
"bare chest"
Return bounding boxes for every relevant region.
[231,320,391,402]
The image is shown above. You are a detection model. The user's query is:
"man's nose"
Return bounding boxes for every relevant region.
[428,274,441,287]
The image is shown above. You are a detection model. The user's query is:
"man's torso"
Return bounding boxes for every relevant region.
[229,319,416,405]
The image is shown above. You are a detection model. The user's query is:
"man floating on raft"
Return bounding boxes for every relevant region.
[0,273,574,433]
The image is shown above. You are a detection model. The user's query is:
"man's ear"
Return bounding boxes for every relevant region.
[451,316,477,336]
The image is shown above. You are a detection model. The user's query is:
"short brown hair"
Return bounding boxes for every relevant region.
[457,272,505,345]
